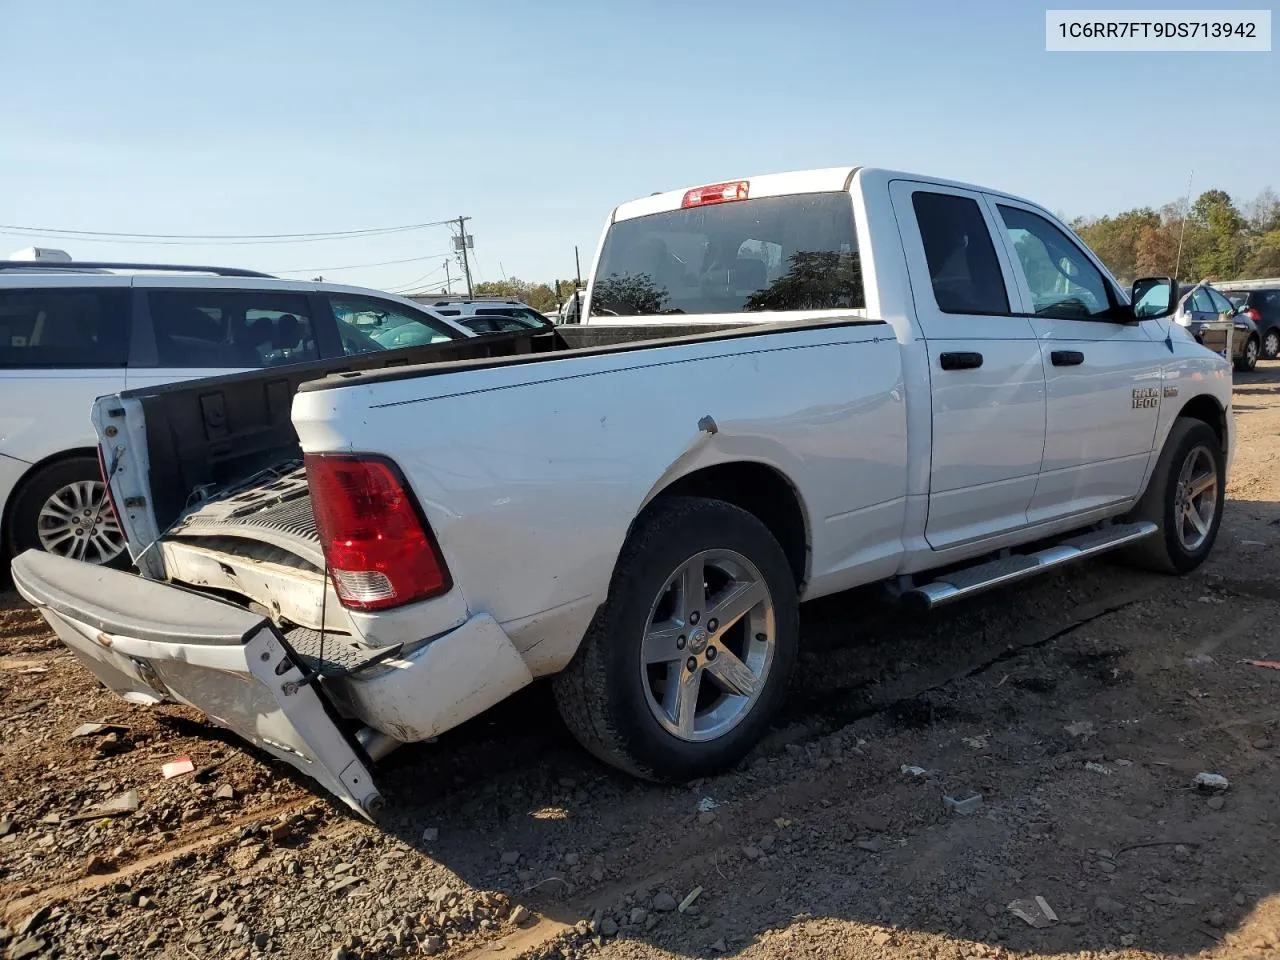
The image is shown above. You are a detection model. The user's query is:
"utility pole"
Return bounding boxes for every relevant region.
[443,258,452,295]
[455,216,474,297]
[1174,168,1195,281]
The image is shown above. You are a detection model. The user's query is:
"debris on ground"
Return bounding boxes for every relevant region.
[1008,896,1059,928]
[1084,761,1112,775]
[161,755,195,778]
[70,788,139,821]
[652,892,678,912]
[1064,720,1096,738]
[1240,659,1280,670]
[942,792,982,815]
[678,886,703,912]
[1194,772,1230,791]
[696,796,718,813]
[900,764,932,777]
[68,721,127,739]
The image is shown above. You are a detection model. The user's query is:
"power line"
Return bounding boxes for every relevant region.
[389,262,450,295]
[0,219,455,247]
[275,252,453,275]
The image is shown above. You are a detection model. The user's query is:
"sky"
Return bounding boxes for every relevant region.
[2,0,1277,296]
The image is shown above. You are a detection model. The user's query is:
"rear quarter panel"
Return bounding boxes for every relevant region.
[292,323,908,675]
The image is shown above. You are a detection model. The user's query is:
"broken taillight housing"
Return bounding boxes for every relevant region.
[304,453,451,611]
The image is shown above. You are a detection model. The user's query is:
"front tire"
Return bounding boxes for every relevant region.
[6,457,130,569]
[553,496,799,781]
[1235,336,1259,373]
[1122,419,1224,574]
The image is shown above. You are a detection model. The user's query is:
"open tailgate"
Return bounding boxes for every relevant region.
[10,550,381,819]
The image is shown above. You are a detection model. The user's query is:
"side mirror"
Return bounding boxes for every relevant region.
[1130,276,1179,320]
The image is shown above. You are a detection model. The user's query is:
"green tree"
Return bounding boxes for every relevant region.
[472,279,560,313]
[1186,190,1246,280]
[1073,208,1159,286]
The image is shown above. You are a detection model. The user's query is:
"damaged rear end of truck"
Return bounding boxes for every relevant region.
[11,329,555,819]
[12,314,897,817]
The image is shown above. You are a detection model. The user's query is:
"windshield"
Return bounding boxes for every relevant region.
[590,192,864,317]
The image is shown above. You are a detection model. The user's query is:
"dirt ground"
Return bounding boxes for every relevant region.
[3,370,1280,960]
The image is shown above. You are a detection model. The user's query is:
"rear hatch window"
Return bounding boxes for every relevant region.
[591,192,863,317]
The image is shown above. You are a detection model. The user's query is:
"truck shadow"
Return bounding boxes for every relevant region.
[343,524,1279,960]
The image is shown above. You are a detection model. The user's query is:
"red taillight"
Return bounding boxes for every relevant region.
[1246,307,1262,322]
[681,180,749,208]
[304,453,451,611]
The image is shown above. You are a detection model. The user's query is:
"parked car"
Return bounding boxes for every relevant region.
[0,258,482,570]
[1223,285,1280,359]
[12,167,1233,818]
[407,296,554,334]
[1173,280,1257,372]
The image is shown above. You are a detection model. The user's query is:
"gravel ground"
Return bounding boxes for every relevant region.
[3,368,1280,960]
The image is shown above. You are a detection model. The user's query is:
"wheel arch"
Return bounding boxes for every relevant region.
[1175,394,1228,456]
[633,460,811,591]
[2,447,101,556]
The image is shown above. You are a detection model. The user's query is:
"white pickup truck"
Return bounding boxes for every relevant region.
[11,167,1233,818]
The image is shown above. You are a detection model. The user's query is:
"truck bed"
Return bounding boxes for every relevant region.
[115,318,853,538]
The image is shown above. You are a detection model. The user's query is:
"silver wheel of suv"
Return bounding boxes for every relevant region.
[640,549,777,743]
[36,480,126,565]
[1265,330,1280,359]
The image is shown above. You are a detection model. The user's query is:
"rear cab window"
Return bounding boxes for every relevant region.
[0,288,131,368]
[590,192,864,317]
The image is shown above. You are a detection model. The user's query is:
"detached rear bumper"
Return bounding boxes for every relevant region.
[11,550,382,819]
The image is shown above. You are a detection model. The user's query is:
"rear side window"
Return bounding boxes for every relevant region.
[590,192,864,316]
[147,291,318,368]
[911,192,1010,315]
[0,289,131,368]
[1259,291,1280,315]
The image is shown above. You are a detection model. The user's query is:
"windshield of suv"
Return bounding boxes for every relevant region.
[590,192,864,317]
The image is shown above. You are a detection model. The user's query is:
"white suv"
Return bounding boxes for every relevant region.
[0,257,474,569]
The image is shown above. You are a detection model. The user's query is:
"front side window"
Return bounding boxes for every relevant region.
[590,192,864,317]
[911,192,1010,315]
[998,205,1113,320]
[1190,287,1216,314]
[1206,288,1235,316]
[0,289,131,368]
[148,291,318,368]
[330,296,458,355]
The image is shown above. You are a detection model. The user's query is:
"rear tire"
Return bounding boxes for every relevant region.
[553,496,799,781]
[1264,328,1280,361]
[1235,336,1259,372]
[6,457,130,569]
[1122,419,1224,575]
